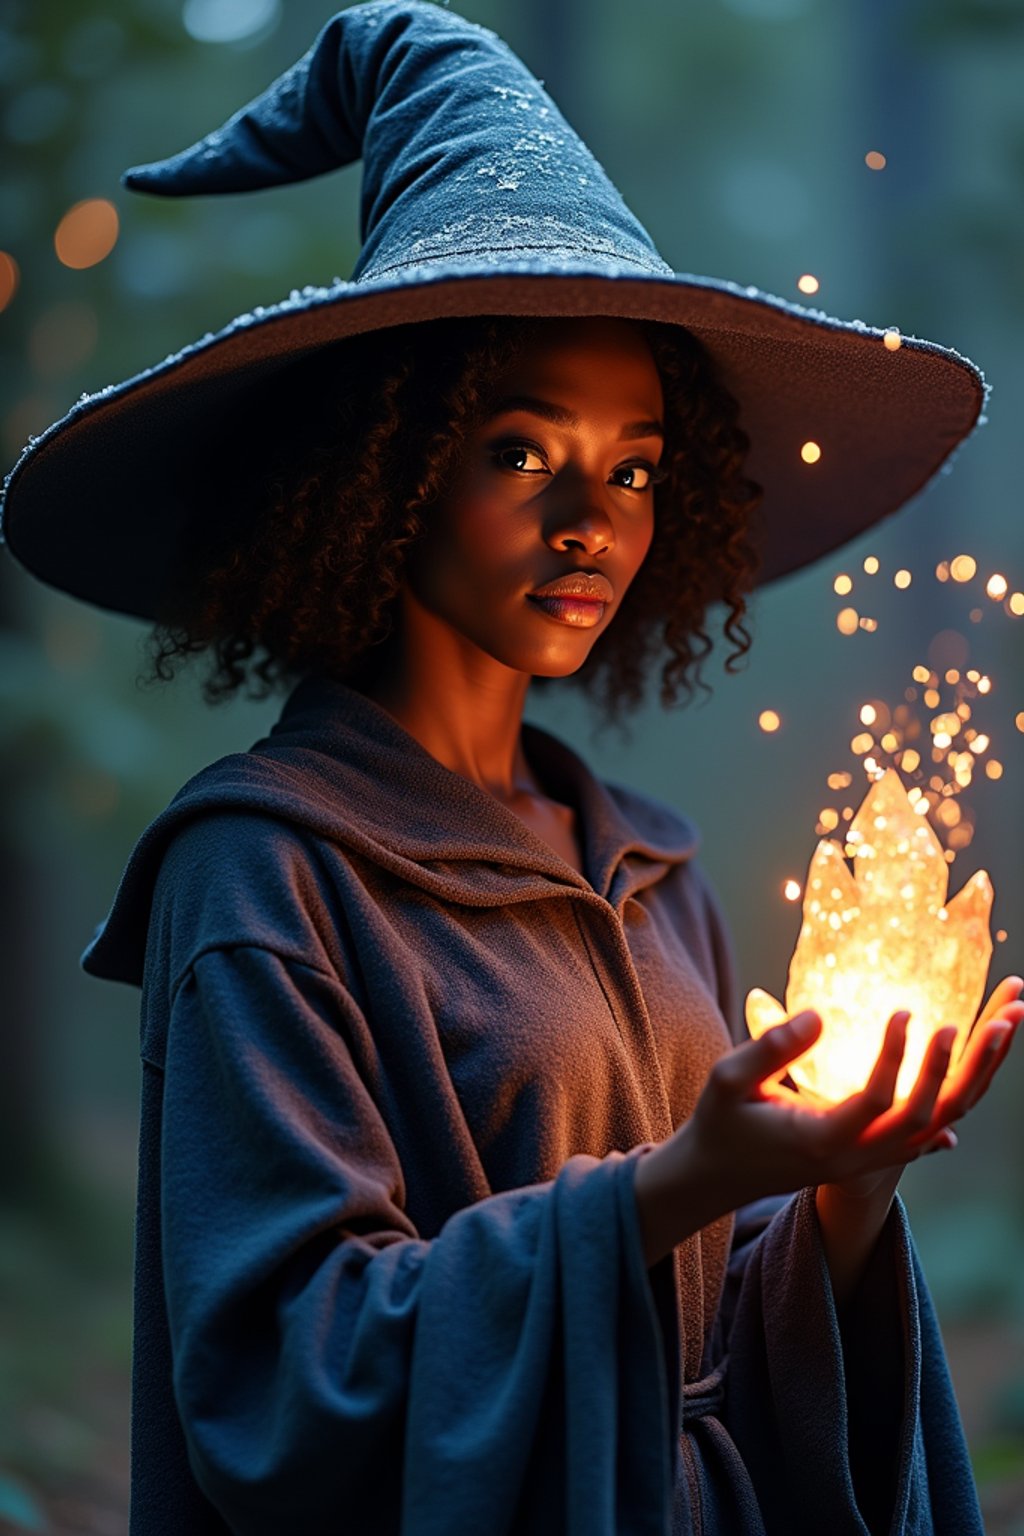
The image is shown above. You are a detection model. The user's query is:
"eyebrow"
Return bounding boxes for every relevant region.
[487,394,664,441]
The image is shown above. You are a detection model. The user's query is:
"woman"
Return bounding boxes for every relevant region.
[2,5,1019,1533]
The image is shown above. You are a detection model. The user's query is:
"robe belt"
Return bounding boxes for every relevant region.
[680,1358,727,1424]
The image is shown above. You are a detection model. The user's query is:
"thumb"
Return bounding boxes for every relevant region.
[714,1011,822,1098]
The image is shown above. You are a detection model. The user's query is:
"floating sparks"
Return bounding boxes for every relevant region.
[54,197,119,270]
[863,556,880,575]
[1009,593,1024,616]
[801,440,822,464]
[837,607,859,636]
[834,573,853,595]
[950,554,977,583]
[936,561,951,582]
[748,770,993,1104]
[985,760,1003,780]
[865,150,887,170]
[0,251,19,314]
[883,329,902,352]
[997,929,1008,943]
[759,709,781,733]
[1016,713,1024,733]
[860,704,877,726]
[894,569,912,589]
[784,879,802,901]
[986,574,1008,600]
[797,274,820,295]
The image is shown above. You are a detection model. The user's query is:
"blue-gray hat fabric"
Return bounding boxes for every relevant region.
[0,0,986,620]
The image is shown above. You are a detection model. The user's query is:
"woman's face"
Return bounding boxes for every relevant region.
[402,316,665,678]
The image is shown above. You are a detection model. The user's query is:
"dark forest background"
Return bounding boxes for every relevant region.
[1,0,1022,1529]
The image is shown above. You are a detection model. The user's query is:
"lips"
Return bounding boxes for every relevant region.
[528,572,614,604]
[526,571,613,630]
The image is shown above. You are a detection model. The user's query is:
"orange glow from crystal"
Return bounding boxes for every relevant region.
[746,771,993,1104]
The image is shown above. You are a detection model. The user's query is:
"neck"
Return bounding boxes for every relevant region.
[356,601,537,801]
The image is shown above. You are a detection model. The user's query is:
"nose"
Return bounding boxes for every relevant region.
[544,497,615,558]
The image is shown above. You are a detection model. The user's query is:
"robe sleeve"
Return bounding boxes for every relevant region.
[719,1186,984,1536]
[159,942,682,1535]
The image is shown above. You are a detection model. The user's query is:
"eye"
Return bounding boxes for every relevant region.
[491,441,549,475]
[611,461,666,492]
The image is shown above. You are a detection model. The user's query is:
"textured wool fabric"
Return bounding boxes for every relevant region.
[1,0,985,616]
[83,674,982,1535]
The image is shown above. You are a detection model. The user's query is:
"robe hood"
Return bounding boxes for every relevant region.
[83,673,699,988]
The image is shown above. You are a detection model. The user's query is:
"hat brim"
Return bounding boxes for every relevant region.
[1,263,985,621]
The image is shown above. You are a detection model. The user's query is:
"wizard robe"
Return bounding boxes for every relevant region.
[82,673,983,1535]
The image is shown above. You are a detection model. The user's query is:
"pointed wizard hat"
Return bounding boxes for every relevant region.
[0,0,986,621]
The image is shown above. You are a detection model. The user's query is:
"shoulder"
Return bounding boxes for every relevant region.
[83,750,356,988]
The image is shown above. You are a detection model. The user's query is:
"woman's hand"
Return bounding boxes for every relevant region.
[821,973,1024,1199]
[633,977,1023,1269]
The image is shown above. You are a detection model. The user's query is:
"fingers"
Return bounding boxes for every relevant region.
[819,1011,910,1143]
[918,1007,1022,1135]
[714,1011,821,1099]
[894,1025,957,1138]
[974,975,1024,1035]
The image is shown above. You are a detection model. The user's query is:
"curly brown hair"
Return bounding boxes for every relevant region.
[144,314,761,722]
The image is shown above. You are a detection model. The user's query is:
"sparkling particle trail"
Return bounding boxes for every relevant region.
[865,150,887,169]
[986,574,1008,600]
[860,704,877,725]
[1016,713,1024,733]
[801,441,822,464]
[834,574,853,595]
[759,709,781,733]
[1009,593,1024,616]
[863,556,880,575]
[894,569,912,589]
[837,607,859,635]
[859,617,878,632]
[797,274,819,295]
[936,562,950,582]
[950,554,977,583]
[784,879,802,901]
[986,760,1003,779]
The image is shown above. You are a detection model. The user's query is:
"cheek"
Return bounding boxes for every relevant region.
[411,489,530,608]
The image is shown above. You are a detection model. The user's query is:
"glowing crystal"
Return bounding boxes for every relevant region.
[746,769,993,1103]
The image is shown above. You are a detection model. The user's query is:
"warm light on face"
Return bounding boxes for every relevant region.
[747,769,993,1104]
